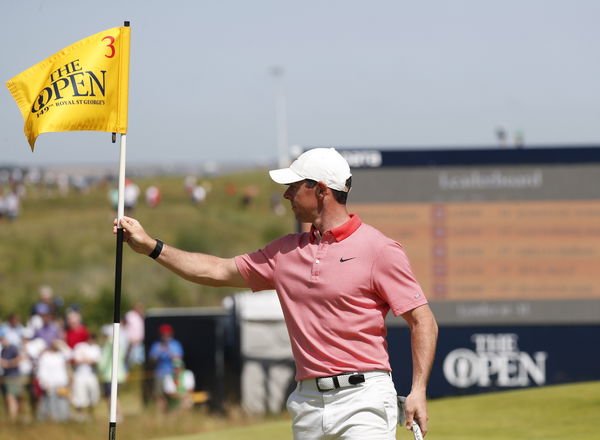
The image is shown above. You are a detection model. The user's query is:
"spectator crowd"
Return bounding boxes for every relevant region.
[0,286,147,423]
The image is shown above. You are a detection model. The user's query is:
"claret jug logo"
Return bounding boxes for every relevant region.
[32,59,107,118]
[443,333,547,389]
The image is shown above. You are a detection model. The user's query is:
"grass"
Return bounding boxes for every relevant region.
[428,381,600,440]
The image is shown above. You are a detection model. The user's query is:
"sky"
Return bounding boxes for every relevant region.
[2,0,599,167]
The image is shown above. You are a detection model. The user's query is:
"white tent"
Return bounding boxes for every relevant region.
[226,290,295,415]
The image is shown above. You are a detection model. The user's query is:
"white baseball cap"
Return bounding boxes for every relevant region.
[269,148,352,192]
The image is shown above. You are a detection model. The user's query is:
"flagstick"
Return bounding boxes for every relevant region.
[109,132,127,440]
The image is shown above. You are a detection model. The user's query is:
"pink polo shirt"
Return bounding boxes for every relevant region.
[234,215,427,380]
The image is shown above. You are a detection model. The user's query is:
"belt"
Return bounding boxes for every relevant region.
[315,371,387,392]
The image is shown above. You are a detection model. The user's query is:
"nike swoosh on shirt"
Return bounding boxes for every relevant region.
[339,257,356,263]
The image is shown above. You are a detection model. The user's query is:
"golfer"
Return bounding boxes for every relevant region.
[115,148,438,439]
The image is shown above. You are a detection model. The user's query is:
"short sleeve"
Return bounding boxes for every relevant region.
[235,234,299,292]
[372,242,428,316]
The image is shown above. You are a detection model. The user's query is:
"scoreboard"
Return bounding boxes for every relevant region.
[342,146,600,302]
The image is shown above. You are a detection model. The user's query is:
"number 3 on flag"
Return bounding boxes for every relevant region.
[103,36,115,58]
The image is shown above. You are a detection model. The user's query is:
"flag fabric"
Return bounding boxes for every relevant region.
[6,26,130,150]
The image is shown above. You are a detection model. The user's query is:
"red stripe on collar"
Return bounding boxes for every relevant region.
[310,214,362,243]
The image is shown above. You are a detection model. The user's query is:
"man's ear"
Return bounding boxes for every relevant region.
[317,182,328,196]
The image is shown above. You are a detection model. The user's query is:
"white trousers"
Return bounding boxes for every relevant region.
[286,371,398,440]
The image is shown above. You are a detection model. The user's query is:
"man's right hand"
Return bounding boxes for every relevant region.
[113,216,156,256]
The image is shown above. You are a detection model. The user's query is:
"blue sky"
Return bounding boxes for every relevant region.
[2,0,599,166]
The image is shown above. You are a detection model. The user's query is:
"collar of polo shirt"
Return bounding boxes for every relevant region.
[310,214,361,243]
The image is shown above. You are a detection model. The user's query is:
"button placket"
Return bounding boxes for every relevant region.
[311,235,330,279]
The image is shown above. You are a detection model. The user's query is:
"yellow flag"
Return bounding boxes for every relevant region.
[6,26,130,150]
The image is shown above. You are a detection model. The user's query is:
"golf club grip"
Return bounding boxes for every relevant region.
[412,421,424,440]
